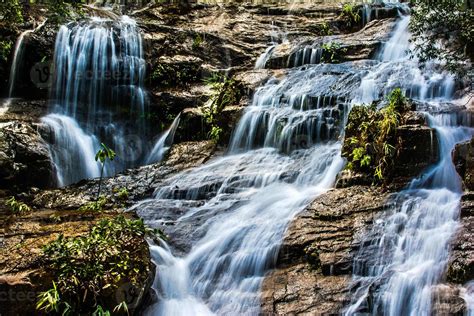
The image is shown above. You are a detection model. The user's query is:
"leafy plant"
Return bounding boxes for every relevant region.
[0,0,23,24]
[79,195,108,212]
[151,61,200,87]
[115,187,129,201]
[340,3,361,28]
[343,88,409,183]
[36,282,60,313]
[5,196,31,214]
[192,34,203,50]
[317,21,332,36]
[40,216,161,314]
[321,42,347,63]
[45,0,84,24]
[202,74,240,143]
[0,40,13,63]
[95,143,116,203]
[409,0,473,74]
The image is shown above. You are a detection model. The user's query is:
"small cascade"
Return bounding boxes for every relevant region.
[7,20,47,98]
[41,114,104,187]
[146,114,181,165]
[44,16,149,186]
[255,21,287,69]
[287,46,323,68]
[378,14,410,61]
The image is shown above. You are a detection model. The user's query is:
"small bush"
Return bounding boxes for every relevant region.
[0,40,13,63]
[321,42,347,63]
[202,74,240,142]
[340,4,361,28]
[343,89,409,182]
[39,216,162,314]
[0,0,23,24]
[192,34,203,50]
[5,196,31,214]
[79,195,108,212]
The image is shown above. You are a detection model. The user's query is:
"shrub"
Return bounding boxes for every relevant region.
[39,216,162,314]
[0,0,23,24]
[0,40,13,63]
[321,42,347,63]
[192,34,203,50]
[202,74,240,142]
[340,4,361,28]
[5,196,31,214]
[343,89,409,182]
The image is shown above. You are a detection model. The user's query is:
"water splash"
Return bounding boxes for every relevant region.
[146,114,181,165]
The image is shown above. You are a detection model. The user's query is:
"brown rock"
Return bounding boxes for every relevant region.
[261,186,390,315]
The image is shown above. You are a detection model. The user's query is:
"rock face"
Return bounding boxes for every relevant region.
[0,121,54,191]
[261,186,390,315]
[32,140,217,210]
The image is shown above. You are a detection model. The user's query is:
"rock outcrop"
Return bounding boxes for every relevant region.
[0,121,54,191]
[261,186,391,314]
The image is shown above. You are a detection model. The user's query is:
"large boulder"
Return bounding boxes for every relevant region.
[0,121,55,191]
[261,186,390,315]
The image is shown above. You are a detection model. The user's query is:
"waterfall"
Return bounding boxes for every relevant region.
[43,16,149,186]
[129,3,470,315]
[344,12,474,316]
[7,20,47,98]
[146,114,181,165]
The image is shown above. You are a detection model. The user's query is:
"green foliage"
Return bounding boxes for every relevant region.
[5,196,31,214]
[0,40,12,63]
[340,3,361,28]
[192,34,203,50]
[0,0,23,24]
[409,0,473,74]
[79,195,108,212]
[316,21,332,36]
[343,89,409,183]
[95,143,116,164]
[95,143,116,202]
[40,216,158,314]
[45,0,84,24]
[151,61,200,87]
[202,74,240,142]
[115,187,129,201]
[37,282,69,314]
[321,42,347,63]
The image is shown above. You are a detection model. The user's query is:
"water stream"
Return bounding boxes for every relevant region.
[42,16,152,186]
[137,5,472,315]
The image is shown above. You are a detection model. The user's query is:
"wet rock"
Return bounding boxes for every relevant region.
[32,140,217,210]
[431,284,467,315]
[447,192,474,284]
[453,138,474,191]
[0,121,54,191]
[261,186,390,315]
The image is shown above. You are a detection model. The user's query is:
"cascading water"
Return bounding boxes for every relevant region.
[344,9,474,316]
[146,114,181,165]
[43,16,150,186]
[131,3,471,315]
[136,60,360,315]
[7,20,48,98]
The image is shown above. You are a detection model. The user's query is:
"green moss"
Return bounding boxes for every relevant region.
[0,40,13,63]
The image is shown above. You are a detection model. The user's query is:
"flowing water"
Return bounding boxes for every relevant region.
[344,8,474,316]
[7,20,48,98]
[135,5,473,315]
[146,114,181,165]
[43,16,151,186]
